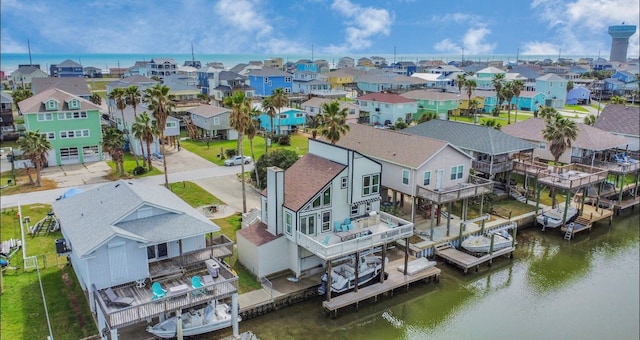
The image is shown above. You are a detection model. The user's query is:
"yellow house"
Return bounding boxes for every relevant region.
[325,70,356,90]
[453,95,485,116]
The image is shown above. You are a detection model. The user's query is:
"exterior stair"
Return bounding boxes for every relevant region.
[508,185,527,203]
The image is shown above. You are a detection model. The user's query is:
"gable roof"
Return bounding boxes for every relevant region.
[594,104,640,136]
[12,65,46,76]
[31,77,91,96]
[56,59,82,67]
[333,123,469,168]
[501,118,628,151]
[477,66,505,74]
[18,88,102,113]
[281,154,346,211]
[403,120,536,155]
[52,180,219,258]
[1,91,12,103]
[400,90,460,101]
[187,104,230,118]
[537,73,567,82]
[357,92,414,104]
[249,67,291,77]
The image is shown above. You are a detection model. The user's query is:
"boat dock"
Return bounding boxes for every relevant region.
[321,257,440,317]
[561,217,593,240]
[434,243,514,274]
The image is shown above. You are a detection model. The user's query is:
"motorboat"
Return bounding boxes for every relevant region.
[318,254,387,295]
[536,206,578,229]
[461,230,513,253]
[147,302,238,338]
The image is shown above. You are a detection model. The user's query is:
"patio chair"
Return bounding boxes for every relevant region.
[321,235,331,245]
[191,276,205,296]
[334,221,343,232]
[614,154,625,163]
[151,282,167,300]
[105,287,134,307]
[343,218,353,231]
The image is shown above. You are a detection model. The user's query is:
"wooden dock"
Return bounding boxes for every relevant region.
[434,243,514,274]
[321,260,440,317]
[560,216,593,240]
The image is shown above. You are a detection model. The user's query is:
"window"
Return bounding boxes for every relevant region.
[285,77,292,82]
[213,117,220,125]
[264,77,269,83]
[312,196,321,208]
[45,100,58,111]
[451,165,464,180]
[295,113,304,118]
[279,114,287,119]
[341,176,348,189]
[37,113,53,121]
[68,99,80,109]
[147,243,168,260]
[362,174,380,196]
[42,132,55,140]
[322,211,331,232]
[60,129,89,139]
[423,171,431,186]
[402,169,410,185]
[60,147,79,161]
[285,212,292,235]
[285,88,291,93]
[351,204,359,216]
[83,145,98,156]
[300,215,316,235]
[166,121,177,128]
[322,187,331,206]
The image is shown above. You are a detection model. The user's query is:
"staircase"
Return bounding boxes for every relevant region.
[183,115,199,140]
[509,185,527,203]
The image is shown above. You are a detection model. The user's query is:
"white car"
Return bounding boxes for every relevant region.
[224,156,252,166]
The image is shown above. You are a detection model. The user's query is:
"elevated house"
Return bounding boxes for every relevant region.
[333,124,491,238]
[248,67,293,96]
[253,103,305,134]
[469,67,506,90]
[32,77,92,100]
[356,92,417,126]
[149,58,178,79]
[10,65,49,90]
[123,61,151,78]
[325,69,359,91]
[84,66,103,78]
[52,180,238,339]
[110,104,180,156]
[106,76,160,108]
[300,97,360,125]
[162,74,201,109]
[514,90,546,112]
[237,139,414,282]
[336,56,355,69]
[1,91,14,131]
[594,104,640,153]
[403,120,536,181]
[18,88,103,166]
[410,73,454,89]
[292,71,331,94]
[389,61,417,76]
[208,70,254,104]
[535,74,568,108]
[566,86,591,105]
[356,73,426,94]
[400,90,460,120]
[50,59,84,78]
[185,104,236,140]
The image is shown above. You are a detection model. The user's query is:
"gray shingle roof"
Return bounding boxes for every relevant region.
[31,77,91,96]
[403,120,536,155]
[187,104,230,118]
[52,180,219,258]
[594,104,640,136]
[248,67,291,77]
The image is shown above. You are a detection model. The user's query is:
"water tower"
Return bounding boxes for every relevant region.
[608,24,637,62]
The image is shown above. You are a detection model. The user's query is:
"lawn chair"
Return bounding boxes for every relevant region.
[343,218,353,231]
[191,276,205,296]
[151,282,167,300]
[334,221,342,232]
[105,287,134,307]
[321,235,331,245]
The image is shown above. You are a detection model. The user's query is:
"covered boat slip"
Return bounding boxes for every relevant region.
[321,256,441,317]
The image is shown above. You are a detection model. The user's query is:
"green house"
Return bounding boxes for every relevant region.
[18,88,103,166]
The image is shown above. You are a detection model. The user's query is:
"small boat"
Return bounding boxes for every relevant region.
[146,302,238,338]
[461,230,513,253]
[318,254,387,295]
[536,206,578,229]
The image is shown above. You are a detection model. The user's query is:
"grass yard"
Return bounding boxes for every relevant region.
[1,204,97,340]
[181,132,308,166]
[0,168,57,195]
[450,110,534,126]
[563,104,589,112]
[105,153,163,180]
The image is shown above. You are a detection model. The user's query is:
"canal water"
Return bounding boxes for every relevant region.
[216,210,639,340]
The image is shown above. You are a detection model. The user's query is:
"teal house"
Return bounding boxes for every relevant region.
[471,67,506,90]
[18,88,103,166]
[254,103,306,134]
[401,90,460,120]
[535,74,568,108]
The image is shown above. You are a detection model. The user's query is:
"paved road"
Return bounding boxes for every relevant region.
[0,148,262,214]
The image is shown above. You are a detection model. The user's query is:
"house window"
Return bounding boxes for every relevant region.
[423,171,431,186]
[268,80,273,86]
[341,176,348,189]
[68,99,80,109]
[300,215,316,235]
[312,196,321,208]
[264,77,269,83]
[42,132,55,140]
[402,169,410,185]
[45,100,58,111]
[166,121,177,128]
[60,147,79,161]
[322,211,331,232]
[37,113,53,121]
[285,88,291,93]
[538,142,547,150]
[279,114,287,119]
[451,165,464,180]
[323,187,331,206]
[285,212,292,235]
[147,243,168,260]
[213,117,220,125]
[362,174,380,196]
[351,204,359,216]
[295,113,304,118]
[285,77,292,82]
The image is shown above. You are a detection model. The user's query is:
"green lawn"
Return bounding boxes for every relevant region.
[450,110,534,126]
[106,153,163,179]
[563,104,589,113]
[1,204,97,340]
[181,132,309,166]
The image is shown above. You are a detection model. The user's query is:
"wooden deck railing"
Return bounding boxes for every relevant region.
[416,175,494,204]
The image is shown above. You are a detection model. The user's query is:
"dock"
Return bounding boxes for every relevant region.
[434,243,514,274]
[321,258,440,317]
[560,217,593,240]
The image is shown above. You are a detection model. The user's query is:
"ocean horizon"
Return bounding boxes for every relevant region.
[0,52,600,74]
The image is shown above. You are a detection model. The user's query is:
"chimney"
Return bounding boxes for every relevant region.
[266,167,285,235]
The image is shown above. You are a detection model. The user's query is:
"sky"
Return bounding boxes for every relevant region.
[1,0,639,58]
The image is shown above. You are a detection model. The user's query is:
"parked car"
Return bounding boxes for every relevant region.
[224,156,252,166]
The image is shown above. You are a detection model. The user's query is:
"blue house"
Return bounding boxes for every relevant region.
[566,86,591,105]
[254,103,305,134]
[611,70,637,83]
[535,74,568,108]
[249,67,293,96]
[50,59,84,78]
[515,91,546,111]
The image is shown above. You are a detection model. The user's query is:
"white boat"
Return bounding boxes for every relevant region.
[318,254,387,295]
[536,206,578,229]
[147,302,238,338]
[461,230,513,253]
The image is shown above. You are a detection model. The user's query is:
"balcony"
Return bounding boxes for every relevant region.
[295,211,413,261]
[95,258,238,329]
[471,159,513,175]
[416,175,494,204]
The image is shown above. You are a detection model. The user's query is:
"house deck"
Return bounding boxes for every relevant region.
[434,243,514,274]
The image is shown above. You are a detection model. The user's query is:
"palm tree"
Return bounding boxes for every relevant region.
[224,91,253,213]
[610,95,626,104]
[319,100,350,144]
[109,87,140,166]
[246,106,262,188]
[102,127,126,176]
[456,74,467,94]
[261,96,276,153]
[492,73,505,115]
[566,81,574,93]
[131,111,158,172]
[12,88,33,110]
[125,85,144,165]
[542,114,578,207]
[584,114,597,126]
[469,99,480,122]
[197,93,211,104]
[501,81,515,124]
[17,130,52,187]
[417,111,438,123]
[89,93,102,105]
[144,84,175,188]
[271,88,288,135]
[464,79,477,117]
[480,118,502,130]
[512,79,524,123]
[539,106,559,121]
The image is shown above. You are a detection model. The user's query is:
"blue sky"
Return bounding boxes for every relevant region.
[1,0,638,57]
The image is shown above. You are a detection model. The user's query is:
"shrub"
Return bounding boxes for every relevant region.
[133,166,147,176]
[225,149,237,158]
[277,135,291,146]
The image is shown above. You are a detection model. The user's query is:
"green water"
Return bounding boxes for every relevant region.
[218,210,639,340]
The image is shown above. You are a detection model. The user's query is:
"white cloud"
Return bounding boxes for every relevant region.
[434,25,496,55]
[520,41,560,55]
[431,12,481,24]
[330,0,392,51]
[434,39,461,54]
